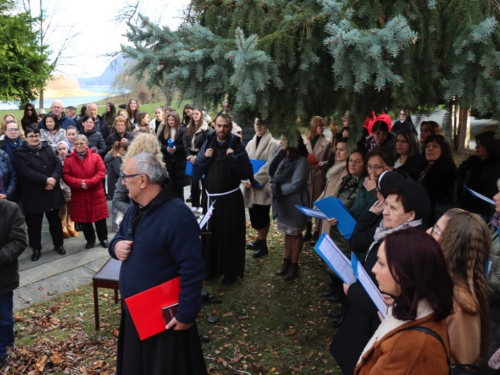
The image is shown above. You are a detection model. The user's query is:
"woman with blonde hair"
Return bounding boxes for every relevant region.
[112,133,165,215]
[0,114,25,140]
[428,208,490,365]
[302,116,332,243]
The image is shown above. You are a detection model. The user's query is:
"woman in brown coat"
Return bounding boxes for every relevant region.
[303,116,332,242]
[355,229,454,375]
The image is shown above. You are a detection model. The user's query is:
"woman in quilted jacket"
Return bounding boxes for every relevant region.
[63,134,109,249]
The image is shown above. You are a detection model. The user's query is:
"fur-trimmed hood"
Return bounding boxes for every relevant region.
[326,161,346,182]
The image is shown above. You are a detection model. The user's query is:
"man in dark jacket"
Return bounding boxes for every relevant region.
[37,100,76,130]
[0,200,26,367]
[109,152,207,374]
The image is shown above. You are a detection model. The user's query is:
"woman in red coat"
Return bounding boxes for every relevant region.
[63,134,109,249]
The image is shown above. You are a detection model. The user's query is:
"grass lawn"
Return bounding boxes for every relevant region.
[5,221,342,375]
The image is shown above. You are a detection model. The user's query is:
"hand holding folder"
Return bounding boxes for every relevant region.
[314,196,356,239]
[125,276,181,340]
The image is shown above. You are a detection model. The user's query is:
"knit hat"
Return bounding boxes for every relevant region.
[39,109,46,115]
[378,171,405,198]
[392,180,431,221]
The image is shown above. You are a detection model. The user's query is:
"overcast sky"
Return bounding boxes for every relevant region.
[18,0,191,79]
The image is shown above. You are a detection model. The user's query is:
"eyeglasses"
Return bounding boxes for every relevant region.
[367,164,387,171]
[27,134,40,139]
[6,128,19,132]
[27,109,33,112]
[120,173,143,181]
[431,226,441,236]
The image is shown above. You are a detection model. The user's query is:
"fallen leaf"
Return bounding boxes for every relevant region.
[36,355,48,372]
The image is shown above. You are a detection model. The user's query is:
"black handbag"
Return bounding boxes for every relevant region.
[403,326,479,374]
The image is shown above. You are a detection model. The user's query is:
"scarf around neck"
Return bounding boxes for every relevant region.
[374,219,423,243]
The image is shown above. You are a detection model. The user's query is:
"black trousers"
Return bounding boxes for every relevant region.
[81,219,108,243]
[25,209,63,249]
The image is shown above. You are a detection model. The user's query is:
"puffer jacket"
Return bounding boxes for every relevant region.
[0,149,17,200]
[82,128,107,158]
[57,156,71,202]
[63,148,109,223]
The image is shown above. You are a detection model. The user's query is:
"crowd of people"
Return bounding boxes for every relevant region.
[1,101,500,374]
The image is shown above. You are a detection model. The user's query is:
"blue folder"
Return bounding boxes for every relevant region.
[314,196,356,240]
[250,159,266,187]
[186,162,193,176]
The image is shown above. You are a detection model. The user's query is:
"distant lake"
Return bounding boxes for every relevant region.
[0,86,125,110]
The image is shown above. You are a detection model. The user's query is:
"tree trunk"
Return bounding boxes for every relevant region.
[456,106,470,153]
[39,88,44,110]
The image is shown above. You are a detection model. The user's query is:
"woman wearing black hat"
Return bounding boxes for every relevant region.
[330,179,431,375]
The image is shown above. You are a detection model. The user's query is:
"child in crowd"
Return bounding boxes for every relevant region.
[106,140,129,231]
[56,141,77,238]
[65,126,78,153]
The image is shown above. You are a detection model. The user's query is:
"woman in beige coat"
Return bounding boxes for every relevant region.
[242,118,279,258]
[303,116,332,242]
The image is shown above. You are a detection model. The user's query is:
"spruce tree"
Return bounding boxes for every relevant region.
[122,0,500,147]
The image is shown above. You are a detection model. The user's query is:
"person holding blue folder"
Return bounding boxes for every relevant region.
[330,180,430,374]
[242,118,279,258]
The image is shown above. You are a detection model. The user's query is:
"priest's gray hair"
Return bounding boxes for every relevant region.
[132,152,168,184]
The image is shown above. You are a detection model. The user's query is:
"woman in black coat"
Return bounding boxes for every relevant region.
[14,127,66,261]
[394,130,423,181]
[457,130,500,220]
[418,134,457,224]
[158,111,188,201]
[81,115,107,158]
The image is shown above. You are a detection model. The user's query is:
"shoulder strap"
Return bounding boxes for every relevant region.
[403,326,451,374]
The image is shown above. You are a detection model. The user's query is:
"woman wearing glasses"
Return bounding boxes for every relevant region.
[428,208,490,366]
[63,134,109,249]
[14,127,66,261]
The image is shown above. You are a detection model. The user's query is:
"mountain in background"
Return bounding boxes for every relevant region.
[78,53,128,87]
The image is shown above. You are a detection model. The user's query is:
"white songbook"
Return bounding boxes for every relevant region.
[314,233,357,284]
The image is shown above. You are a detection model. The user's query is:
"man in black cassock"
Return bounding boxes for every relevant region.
[192,114,253,285]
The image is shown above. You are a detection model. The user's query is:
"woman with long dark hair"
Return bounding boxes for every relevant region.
[126,98,140,126]
[355,229,454,374]
[20,103,38,132]
[394,129,423,180]
[182,107,209,212]
[158,111,187,200]
[40,113,66,153]
[418,134,457,224]
[268,131,309,281]
[102,102,116,125]
[181,103,194,127]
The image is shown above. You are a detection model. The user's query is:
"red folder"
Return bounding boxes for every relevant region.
[124,276,181,340]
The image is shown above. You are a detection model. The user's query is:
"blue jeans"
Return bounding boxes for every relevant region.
[0,291,14,356]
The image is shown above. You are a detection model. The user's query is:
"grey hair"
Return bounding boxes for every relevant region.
[132,152,168,184]
[74,134,88,144]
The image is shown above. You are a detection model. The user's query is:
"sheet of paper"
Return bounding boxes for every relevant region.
[295,205,328,220]
[464,186,495,205]
[351,253,387,319]
[314,233,357,284]
[199,200,216,229]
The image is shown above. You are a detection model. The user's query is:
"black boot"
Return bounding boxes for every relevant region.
[330,309,344,318]
[276,258,291,275]
[309,231,319,246]
[303,222,313,241]
[321,274,337,297]
[253,241,268,258]
[284,263,299,281]
[31,249,41,261]
[246,239,262,250]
